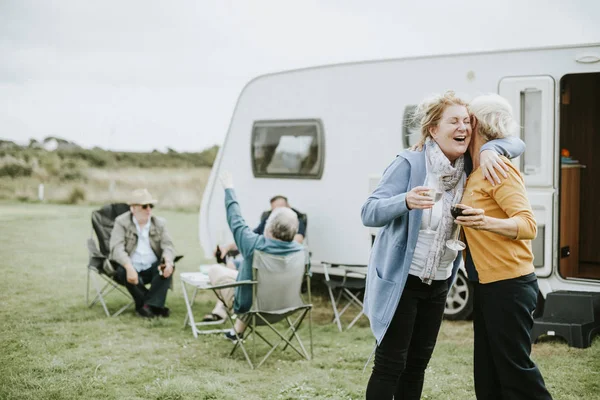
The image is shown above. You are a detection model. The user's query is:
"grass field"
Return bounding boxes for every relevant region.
[1,202,599,399]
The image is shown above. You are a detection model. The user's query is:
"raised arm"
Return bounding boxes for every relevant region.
[481,136,525,159]
[479,136,526,185]
[219,172,261,259]
[223,189,261,259]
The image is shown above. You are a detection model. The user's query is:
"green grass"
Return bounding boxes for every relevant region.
[0,203,599,399]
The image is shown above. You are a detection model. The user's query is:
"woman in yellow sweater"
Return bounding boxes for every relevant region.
[456,94,552,400]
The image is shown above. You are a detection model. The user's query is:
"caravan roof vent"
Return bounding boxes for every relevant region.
[575,53,600,64]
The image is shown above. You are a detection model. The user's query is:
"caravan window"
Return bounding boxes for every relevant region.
[402,105,421,148]
[520,89,543,175]
[251,120,324,179]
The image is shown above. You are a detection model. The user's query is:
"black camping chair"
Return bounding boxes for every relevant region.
[86,203,133,317]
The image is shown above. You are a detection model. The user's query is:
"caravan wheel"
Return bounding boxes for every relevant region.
[444,270,474,321]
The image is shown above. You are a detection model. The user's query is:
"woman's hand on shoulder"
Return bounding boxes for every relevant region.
[480,150,509,186]
[405,186,435,210]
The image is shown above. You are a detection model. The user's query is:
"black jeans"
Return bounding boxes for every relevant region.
[366,275,449,400]
[473,273,552,400]
[113,261,172,309]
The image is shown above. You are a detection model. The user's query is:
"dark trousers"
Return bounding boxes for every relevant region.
[366,275,449,400]
[473,273,552,400]
[113,261,172,309]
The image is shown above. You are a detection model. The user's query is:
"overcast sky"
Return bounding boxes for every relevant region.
[1,0,599,152]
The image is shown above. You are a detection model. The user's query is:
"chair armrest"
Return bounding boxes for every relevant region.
[341,265,368,278]
[206,280,257,291]
[321,262,332,281]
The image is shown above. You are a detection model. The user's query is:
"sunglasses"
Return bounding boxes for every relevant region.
[141,204,154,210]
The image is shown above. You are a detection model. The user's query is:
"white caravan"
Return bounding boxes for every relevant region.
[199,43,600,321]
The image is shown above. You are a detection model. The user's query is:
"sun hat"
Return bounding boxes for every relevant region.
[127,188,157,205]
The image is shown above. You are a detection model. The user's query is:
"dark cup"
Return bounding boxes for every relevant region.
[451,206,465,219]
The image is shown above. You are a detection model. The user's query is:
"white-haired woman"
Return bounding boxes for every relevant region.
[362,91,525,399]
[456,94,552,399]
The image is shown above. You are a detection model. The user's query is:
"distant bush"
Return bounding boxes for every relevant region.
[0,139,219,182]
[60,170,86,181]
[65,148,112,167]
[39,152,62,176]
[59,159,87,181]
[0,157,33,178]
[66,187,86,204]
[0,163,32,178]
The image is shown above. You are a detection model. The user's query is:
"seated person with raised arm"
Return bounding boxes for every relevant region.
[109,189,175,318]
[206,172,305,341]
[215,195,306,261]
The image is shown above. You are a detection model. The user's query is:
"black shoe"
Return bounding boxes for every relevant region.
[149,306,170,318]
[136,305,155,318]
[224,329,243,343]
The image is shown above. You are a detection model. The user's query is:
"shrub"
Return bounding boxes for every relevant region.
[61,148,112,168]
[0,163,33,178]
[0,156,33,178]
[0,141,220,177]
[39,153,62,176]
[60,170,86,181]
[55,159,87,181]
[66,187,86,204]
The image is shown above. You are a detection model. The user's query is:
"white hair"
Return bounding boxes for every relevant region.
[265,207,298,242]
[469,94,519,141]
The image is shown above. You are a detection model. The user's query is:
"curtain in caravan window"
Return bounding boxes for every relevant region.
[251,121,324,179]
[267,135,314,173]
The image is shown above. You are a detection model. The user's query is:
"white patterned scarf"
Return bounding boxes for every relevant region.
[420,137,466,285]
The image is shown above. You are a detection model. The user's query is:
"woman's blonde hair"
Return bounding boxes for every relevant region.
[411,91,468,150]
[468,93,519,141]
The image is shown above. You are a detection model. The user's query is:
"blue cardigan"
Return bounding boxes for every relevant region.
[361,138,525,344]
[224,188,304,314]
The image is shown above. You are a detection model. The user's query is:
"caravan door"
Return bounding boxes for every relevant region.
[499,76,556,278]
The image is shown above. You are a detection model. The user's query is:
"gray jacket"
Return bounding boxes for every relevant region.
[109,211,175,267]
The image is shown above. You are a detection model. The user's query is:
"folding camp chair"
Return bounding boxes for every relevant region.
[321,263,367,332]
[218,249,313,369]
[86,203,134,317]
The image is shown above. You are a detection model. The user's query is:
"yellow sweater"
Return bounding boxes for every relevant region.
[462,157,537,284]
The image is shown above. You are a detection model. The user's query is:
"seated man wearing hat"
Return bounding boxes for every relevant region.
[109,188,176,318]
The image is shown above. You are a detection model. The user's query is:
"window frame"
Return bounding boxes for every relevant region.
[498,75,555,188]
[520,88,544,176]
[250,119,325,180]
